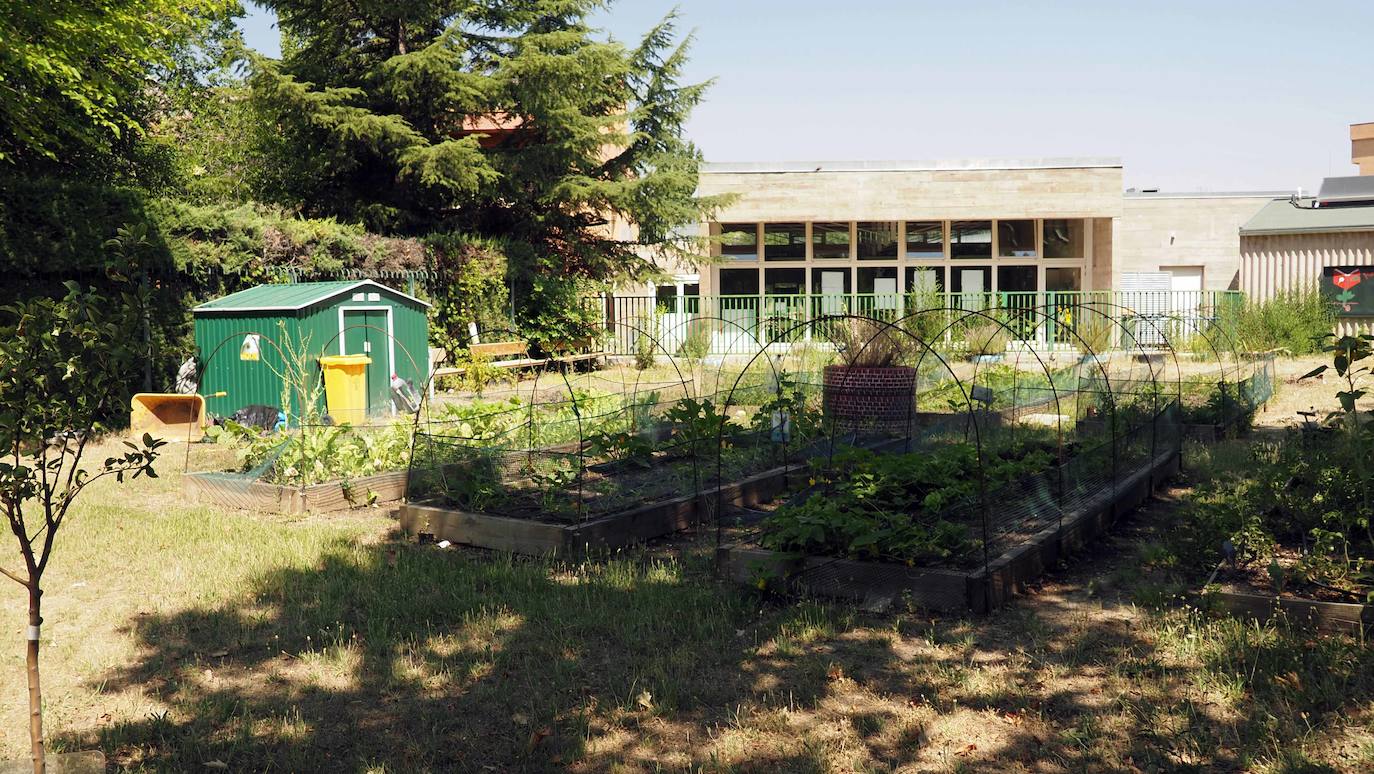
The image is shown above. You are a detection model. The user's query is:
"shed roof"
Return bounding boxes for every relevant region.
[1240,198,1374,236]
[193,280,430,314]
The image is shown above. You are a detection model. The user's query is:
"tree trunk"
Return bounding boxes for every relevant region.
[27,585,44,774]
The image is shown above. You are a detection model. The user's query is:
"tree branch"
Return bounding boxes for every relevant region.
[0,564,28,588]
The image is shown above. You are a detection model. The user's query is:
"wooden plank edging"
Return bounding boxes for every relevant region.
[185,470,409,514]
[1195,589,1374,634]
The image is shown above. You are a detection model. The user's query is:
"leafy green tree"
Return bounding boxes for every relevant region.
[0,285,164,773]
[245,0,723,317]
[0,0,240,179]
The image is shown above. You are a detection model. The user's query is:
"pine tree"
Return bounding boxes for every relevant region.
[247,0,722,300]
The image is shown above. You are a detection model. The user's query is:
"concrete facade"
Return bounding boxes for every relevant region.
[1114,193,1285,292]
[694,160,1123,222]
[689,159,1122,299]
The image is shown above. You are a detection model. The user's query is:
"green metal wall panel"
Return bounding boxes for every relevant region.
[194,313,308,419]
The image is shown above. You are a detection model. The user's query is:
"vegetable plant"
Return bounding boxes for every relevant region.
[760,442,1053,565]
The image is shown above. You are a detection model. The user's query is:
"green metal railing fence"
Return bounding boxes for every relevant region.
[598,290,1243,356]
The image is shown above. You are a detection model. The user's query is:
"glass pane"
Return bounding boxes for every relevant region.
[764,268,805,295]
[906,221,944,259]
[812,268,850,315]
[1045,267,1081,292]
[950,220,992,259]
[763,222,806,261]
[655,284,678,313]
[906,266,946,295]
[950,266,990,293]
[1043,219,1086,258]
[997,265,1037,293]
[811,268,850,294]
[857,221,898,260]
[998,220,1037,257]
[683,284,700,313]
[857,266,900,316]
[719,223,758,260]
[811,222,851,259]
[718,268,759,295]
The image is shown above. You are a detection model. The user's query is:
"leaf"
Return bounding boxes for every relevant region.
[1299,365,1328,380]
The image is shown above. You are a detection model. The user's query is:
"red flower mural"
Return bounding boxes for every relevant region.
[1332,270,1363,290]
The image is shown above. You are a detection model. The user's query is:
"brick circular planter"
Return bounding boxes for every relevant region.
[822,365,918,426]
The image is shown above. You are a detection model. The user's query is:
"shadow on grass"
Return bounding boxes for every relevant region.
[53,513,1374,773]
[54,531,899,771]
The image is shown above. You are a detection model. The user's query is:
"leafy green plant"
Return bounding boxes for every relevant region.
[760,442,1052,565]
[586,429,655,468]
[529,458,580,516]
[664,397,733,457]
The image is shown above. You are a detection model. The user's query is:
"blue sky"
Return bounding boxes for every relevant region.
[237,1,1373,192]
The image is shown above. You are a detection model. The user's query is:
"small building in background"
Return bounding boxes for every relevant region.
[1240,178,1374,335]
[193,280,430,420]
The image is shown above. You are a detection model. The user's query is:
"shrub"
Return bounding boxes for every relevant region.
[833,317,912,367]
[962,320,1010,357]
[1218,286,1333,355]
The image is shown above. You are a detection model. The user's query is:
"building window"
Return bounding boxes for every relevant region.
[812,222,851,259]
[763,223,806,261]
[764,267,806,295]
[718,268,759,295]
[905,221,945,259]
[812,267,850,314]
[655,284,678,312]
[950,221,992,259]
[719,223,758,261]
[857,266,900,316]
[1042,219,1085,259]
[998,265,1037,293]
[998,220,1037,257]
[950,266,991,297]
[857,222,899,260]
[906,266,946,296]
[1045,267,1081,292]
[683,283,701,313]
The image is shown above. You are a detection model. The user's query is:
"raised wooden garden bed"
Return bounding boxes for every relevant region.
[1195,590,1374,635]
[399,462,800,554]
[184,469,409,514]
[716,447,1180,613]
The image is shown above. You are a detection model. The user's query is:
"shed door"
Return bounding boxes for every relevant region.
[342,309,392,414]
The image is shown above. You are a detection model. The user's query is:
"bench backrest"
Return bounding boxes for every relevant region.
[469,341,529,359]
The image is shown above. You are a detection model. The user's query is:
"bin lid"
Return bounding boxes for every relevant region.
[319,354,372,367]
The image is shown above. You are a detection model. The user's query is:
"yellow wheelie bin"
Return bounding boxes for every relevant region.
[319,354,371,425]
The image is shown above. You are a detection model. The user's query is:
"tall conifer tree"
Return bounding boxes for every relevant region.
[247,0,720,294]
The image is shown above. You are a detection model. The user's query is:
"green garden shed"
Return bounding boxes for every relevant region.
[193,280,430,421]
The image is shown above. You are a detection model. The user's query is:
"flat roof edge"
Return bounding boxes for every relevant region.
[701,157,1122,174]
[1241,224,1374,237]
[1126,191,1295,200]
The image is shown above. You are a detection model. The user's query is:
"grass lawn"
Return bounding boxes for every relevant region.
[2,357,1373,772]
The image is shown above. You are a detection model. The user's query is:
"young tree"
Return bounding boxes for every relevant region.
[0,285,164,773]
[245,0,725,322]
